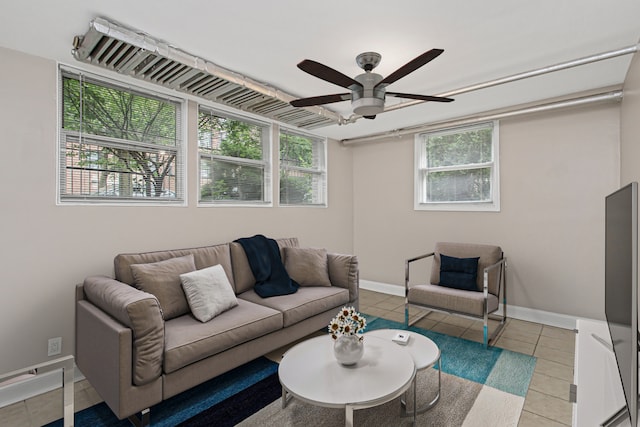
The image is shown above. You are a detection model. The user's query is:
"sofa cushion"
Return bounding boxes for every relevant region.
[238,286,350,328]
[230,237,299,294]
[408,283,499,317]
[180,265,238,322]
[114,243,234,290]
[130,255,196,320]
[327,253,359,303]
[83,276,164,386]
[163,300,282,373]
[284,247,332,287]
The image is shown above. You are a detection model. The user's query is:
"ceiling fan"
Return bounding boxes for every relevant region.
[290,49,454,119]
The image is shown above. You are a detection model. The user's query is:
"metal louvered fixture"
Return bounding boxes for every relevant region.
[71,17,343,130]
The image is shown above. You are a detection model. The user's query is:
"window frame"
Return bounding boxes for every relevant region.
[278,127,327,207]
[197,105,272,206]
[57,66,186,205]
[414,121,500,212]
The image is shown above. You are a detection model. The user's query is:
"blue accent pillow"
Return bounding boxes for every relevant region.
[439,254,480,291]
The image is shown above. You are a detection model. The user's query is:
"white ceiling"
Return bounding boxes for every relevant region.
[1,0,639,140]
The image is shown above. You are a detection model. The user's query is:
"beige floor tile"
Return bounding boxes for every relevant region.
[412,317,438,330]
[461,328,484,343]
[373,299,404,311]
[392,304,410,314]
[431,322,465,337]
[378,310,406,324]
[359,289,390,301]
[499,326,540,344]
[0,401,34,427]
[528,372,572,401]
[538,335,575,355]
[359,306,389,318]
[541,325,576,341]
[534,346,574,367]
[518,410,569,427]
[534,358,574,382]
[508,319,544,335]
[439,315,476,328]
[496,335,536,355]
[425,311,448,322]
[523,389,573,426]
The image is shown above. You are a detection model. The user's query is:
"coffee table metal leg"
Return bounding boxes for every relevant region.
[345,405,354,427]
[281,386,291,409]
[401,354,442,417]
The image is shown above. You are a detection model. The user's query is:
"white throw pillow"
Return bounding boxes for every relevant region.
[180,264,238,322]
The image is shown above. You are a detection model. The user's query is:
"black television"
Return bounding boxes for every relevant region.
[605,181,639,426]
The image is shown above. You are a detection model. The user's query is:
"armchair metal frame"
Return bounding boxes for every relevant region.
[404,252,507,348]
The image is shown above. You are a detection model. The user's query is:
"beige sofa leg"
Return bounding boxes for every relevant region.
[128,408,150,427]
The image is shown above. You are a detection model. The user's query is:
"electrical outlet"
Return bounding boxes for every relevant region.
[48,337,62,356]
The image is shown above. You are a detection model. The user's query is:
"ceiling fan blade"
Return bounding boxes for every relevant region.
[386,92,454,102]
[297,60,362,89]
[376,49,444,88]
[290,93,351,107]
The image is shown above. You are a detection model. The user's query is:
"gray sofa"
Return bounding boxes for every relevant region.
[75,237,359,422]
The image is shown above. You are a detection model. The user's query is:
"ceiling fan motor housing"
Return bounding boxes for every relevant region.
[352,72,385,115]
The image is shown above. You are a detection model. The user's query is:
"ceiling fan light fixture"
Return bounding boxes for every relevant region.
[352,96,385,116]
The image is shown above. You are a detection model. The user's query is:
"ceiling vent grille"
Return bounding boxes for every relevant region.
[72,18,342,130]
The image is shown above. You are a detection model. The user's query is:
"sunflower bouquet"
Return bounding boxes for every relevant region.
[328,306,367,340]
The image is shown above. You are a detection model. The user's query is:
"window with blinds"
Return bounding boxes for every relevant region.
[415,121,500,211]
[279,128,327,206]
[197,107,271,204]
[59,67,184,203]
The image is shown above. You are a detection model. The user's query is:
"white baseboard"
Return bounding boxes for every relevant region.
[360,279,579,330]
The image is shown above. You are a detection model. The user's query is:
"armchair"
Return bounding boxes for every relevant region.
[405,242,507,347]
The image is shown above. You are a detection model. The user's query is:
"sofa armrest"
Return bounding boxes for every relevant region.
[327,254,359,305]
[76,300,162,419]
[82,276,164,386]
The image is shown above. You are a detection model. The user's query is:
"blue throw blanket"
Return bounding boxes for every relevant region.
[235,235,299,298]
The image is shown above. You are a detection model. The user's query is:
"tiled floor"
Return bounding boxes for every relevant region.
[0,288,576,426]
[359,289,576,427]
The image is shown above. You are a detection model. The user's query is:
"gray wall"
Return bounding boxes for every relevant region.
[0,47,355,373]
[351,103,620,320]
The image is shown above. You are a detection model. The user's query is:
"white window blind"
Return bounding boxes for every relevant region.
[59,67,184,203]
[279,128,327,206]
[198,107,271,204]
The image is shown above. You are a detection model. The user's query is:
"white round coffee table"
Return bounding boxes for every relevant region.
[365,329,441,416]
[278,334,416,427]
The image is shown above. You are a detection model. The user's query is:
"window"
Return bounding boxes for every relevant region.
[415,121,499,211]
[198,107,271,204]
[59,68,184,204]
[279,129,327,206]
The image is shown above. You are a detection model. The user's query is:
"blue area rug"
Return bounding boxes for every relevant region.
[46,315,536,426]
[44,357,278,427]
[366,316,536,397]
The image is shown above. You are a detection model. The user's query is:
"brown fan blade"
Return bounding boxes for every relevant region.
[297,60,362,89]
[290,93,351,107]
[386,92,454,102]
[376,49,444,88]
